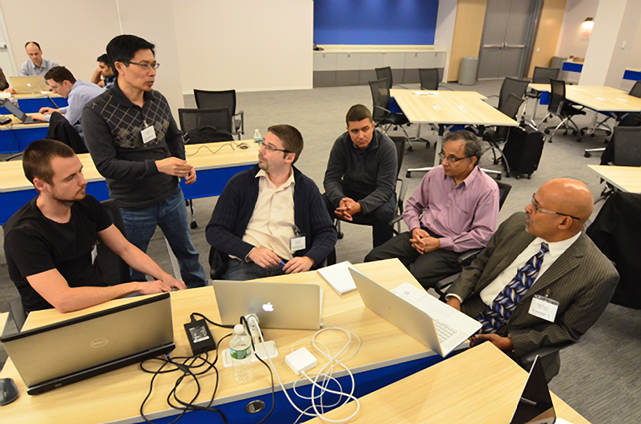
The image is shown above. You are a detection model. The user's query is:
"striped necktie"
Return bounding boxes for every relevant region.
[476,242,549,334]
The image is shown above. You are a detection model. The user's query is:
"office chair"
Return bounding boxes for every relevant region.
[418,68,439,90]
[335,135,409,240]
[482,93,525,175]
[375,66,394,90]
[369,79,410,139]
[97,200,131,286]
[486,77,529,116]
[522,67,560,125]
[178,107,233,228]
[193,89,244,140]
[541,78,585,143]
[519,341,575,383]
[431,180,512,300]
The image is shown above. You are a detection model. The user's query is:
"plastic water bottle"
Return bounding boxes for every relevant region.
[253,129,263,143]
[230,324,253,383]
[9,94,18,108]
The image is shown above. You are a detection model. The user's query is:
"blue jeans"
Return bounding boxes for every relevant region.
[119,186,207,288]
[224,259,285,280]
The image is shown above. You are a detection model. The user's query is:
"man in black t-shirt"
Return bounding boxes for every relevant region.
[3,139,186,314]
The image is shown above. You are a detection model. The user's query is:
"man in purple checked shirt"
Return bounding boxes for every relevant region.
[365,130,499,290]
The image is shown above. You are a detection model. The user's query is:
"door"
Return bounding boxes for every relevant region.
[477,0,540,80]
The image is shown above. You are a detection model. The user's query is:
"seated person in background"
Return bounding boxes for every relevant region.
[32,66,103,135]
[365,130,499,290]
[323,104,397,248]
[91,53,116,90]
[206,125,337,280]
[19,41,58,77]
[0,67,8,91]
[3,139,186,314]
[446,178,618,374]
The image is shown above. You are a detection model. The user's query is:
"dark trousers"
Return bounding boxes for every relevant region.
[364,229,464,290]
[322,191,396,249]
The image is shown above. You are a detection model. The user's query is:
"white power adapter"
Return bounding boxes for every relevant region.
[285,347,317,376]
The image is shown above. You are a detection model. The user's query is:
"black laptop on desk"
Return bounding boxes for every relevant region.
[1,98,45,124]
[0,293,175,395]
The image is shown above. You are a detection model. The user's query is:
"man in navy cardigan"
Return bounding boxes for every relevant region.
[206,125,337,280]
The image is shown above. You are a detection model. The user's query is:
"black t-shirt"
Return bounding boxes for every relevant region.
[3,195,113,313]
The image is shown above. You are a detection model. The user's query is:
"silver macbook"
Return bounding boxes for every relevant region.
[213,280,323,330]
[349,268,481,357]
[0,293,175,395]
[8,76,49,94]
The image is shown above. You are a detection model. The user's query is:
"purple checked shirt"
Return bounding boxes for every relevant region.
[402,165,499,252]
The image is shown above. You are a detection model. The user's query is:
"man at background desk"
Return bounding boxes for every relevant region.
[446,178,618,376]
[19,41,59,77]
[206,125,337,280]
[3,140,185,314]
[83,34,207,288]
[323,104,397,248]
[91,53,116,90]
[365,131,499,289]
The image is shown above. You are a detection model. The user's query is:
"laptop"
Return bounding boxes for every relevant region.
[510,356,557,424]
[349,268,481,357]
[1,98,44,124]
[0,293,175,395]
[8,76,49,94]
[213,280,323,330]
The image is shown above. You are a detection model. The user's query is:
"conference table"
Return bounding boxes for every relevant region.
[0,92,68,114]
[588,164,641,193]
[307,342,591,424]
[390,89,518,168]
[0,140,260,224]
[0,259,447,424]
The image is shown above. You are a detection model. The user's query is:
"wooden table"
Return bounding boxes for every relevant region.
[0,140,259,224]
[528,84,641,113]
[391,90,518,167]
[588,164,641,193]
[308,342,590,424]
[390,89,487,100]
[0,259,447,424]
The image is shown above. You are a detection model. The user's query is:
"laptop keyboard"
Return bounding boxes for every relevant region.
[392,284,459,343]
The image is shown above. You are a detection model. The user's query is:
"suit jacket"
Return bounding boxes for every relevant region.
[449,212,619,359]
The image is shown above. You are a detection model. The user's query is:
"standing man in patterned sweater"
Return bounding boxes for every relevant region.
[83,34,206,288]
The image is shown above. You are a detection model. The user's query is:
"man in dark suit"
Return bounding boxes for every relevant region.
[446,178,618,375]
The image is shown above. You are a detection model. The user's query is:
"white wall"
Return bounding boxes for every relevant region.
[555,0,599,59]
[434,0,457,83]
[171,0,313,94]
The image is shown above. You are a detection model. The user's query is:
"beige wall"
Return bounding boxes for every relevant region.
[527,0,567,78]
[555,0,599,60]
[447,0,487,82]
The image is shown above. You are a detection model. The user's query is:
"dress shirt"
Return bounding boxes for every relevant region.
[479,232,581,304]
[45,80,103,125]
[402,165,499,252]
[18,58,59,76]
[243,169,296,260]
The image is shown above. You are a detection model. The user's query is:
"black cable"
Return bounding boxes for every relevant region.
[190,312,236,329]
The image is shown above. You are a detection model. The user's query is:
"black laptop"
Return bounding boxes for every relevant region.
[1,98,44,124]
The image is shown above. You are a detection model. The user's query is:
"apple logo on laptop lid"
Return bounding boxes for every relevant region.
[262,302,274,312]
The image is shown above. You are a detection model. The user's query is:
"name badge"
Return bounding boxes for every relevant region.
[141,124,156,144]
[528,295,559,322]
[290,235,306,252]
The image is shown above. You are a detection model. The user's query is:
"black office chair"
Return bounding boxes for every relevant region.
[375,66,394,90]
[335,135,409,239]
[97,200,131,286]
[178,108,234,228]
[418,68,439,90]
[369,79,410,139]
[486,77,529,115]
[541,78,585,142]
[193,89,244,140]
[432,180,512,300]
[523,67,560,125]
[482,93,525,175]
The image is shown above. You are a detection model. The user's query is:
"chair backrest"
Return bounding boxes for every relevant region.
[369,79,391,123]
[389,136,407,177]
[532,66,560,84]
[179,107,233,143]
[548,78,566,114]
[496,181,512,210]
[97,200,130,286]
[193,89,237,115]
[498,77,529,111]
[612,126,641,166]
[419,68,440,90]
[499,93,525,120]
[375,67,393,90]
[629,80,641,98]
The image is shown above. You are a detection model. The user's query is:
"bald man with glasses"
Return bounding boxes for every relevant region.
[445,178,618,378]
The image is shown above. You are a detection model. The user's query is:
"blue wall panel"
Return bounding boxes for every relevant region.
[314,0,438,45]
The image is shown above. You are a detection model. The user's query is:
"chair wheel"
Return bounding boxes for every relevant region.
[406,171,412,178]
[515,174,521,180]
[572,130,578,136]
[425,141,430,148]
[547,137,553,143]
[544,129,550,134]
[580,129,585,136]
[407,145,413,152]
[585,152,592,158]
[527,174,532,179]
[337,232,344,240]
[606,131,612,136]
[590,133,595,137]
[190,221,198,229]
[576,137,582,142]
[496,174,502,181]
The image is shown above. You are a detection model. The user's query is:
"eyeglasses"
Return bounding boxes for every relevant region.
[438,152,472,163]
[531,194,581,221]
[257,140,291,153]
[126,61,160,70]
